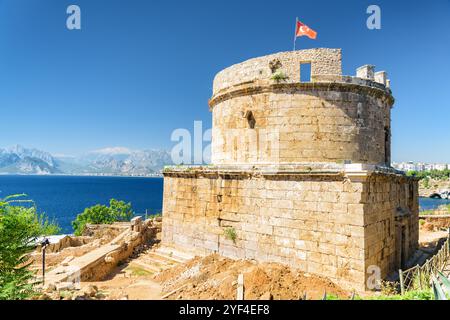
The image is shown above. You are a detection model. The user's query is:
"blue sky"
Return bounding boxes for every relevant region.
[0,0,448,162]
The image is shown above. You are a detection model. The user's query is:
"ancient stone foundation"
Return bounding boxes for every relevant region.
[162,167,418,291]
[161,48,419,291]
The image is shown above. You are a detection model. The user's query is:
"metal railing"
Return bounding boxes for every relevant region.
[399,229,450,294]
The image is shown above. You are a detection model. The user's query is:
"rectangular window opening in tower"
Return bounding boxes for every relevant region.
[300,62,312,83]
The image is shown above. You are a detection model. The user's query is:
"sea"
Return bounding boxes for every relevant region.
[0,175,448,234]
[0,175,163,234]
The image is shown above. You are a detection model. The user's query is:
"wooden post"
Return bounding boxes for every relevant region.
[448,228,450,250]
[399,269,405,295]
[417,266,422,290]
[236,274,244,300]
[42,246,46,286]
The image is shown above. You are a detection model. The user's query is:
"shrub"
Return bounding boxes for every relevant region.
[224,227,237,243]
[109,199,134,221]
[380,280,399,296]
[325,289,433,300]
[0,194,59,300]
[423,177,430,188]
[144,212,161,220]
[407,169,450,180]
[420,210,435,216]
[420,204,450,216]
[431,271,450,300]
[72,199,133,236]
[368,289,433,300]
[271,70,289,83]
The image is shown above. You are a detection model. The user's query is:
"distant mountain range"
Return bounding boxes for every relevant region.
[0,145,173,176]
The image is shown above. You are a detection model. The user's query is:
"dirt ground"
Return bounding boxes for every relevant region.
[154,254,348,300]
[419,228,448,245]
[78,253,348,300]
[81,264,163,300]
[418,227,449,256]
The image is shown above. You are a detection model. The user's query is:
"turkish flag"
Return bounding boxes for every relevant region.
[295,20,317,40]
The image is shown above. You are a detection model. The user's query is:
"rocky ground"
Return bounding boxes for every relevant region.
[39,255,348,300]
[81,266,162,300]
[39,251,349,300]
[419,178,450,197]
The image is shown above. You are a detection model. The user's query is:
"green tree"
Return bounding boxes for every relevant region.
[72,199,134,236]
[109,199,133,221]
[406,169,450,181]
[423,177,430,188]
[0,195,59,300]
[406,170,418,177]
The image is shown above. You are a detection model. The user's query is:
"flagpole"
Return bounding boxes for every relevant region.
[293,17,298,51]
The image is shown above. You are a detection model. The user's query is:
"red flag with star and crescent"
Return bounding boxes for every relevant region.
[295,19,317,40]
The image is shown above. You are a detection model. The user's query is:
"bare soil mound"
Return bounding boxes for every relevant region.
[154,254,348,300]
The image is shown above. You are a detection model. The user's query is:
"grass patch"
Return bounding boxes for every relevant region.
[325,289,433,300]
[420,210,437,216]
[366,290,433,300]
[127,266,152,277]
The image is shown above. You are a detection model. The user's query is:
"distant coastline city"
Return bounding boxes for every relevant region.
[392,161,450,172]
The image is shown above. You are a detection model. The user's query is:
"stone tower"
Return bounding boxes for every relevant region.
[162,48,419,291]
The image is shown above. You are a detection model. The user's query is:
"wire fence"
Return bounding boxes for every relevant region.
[399,229,450,294]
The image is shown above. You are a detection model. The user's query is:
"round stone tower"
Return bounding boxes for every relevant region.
[208,48,394,167]
[162,48,419,292]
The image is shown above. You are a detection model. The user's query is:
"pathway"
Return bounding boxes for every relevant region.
[81,246,194,300]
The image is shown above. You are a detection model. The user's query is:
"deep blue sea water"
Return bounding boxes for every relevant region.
[0,175,163,234]
[419,197,450,211]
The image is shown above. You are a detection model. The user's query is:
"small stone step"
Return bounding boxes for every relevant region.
[139,256,173,269]
[147,251,187,264]
[129,260,164,273]
[155,247,194,262]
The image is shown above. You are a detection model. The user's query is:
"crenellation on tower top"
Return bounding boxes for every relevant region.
[375,71,388,86]
[356,64,375,80]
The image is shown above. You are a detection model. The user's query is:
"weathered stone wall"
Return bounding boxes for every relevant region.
[162,169,418,291]
[212,48,342,94]
[210,85,392,166]
[34,236,92,254]
[361,174,419,279]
